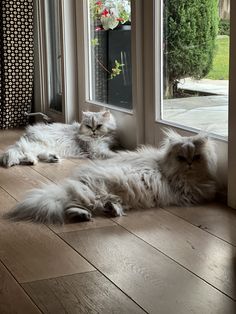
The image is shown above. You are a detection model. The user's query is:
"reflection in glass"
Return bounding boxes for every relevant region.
[88,0,132,109]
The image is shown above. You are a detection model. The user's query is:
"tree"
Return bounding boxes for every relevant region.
[163,0,219,98]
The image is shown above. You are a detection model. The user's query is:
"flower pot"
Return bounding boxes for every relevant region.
[107,25,132,109]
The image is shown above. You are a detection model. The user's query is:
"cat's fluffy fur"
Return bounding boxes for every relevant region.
[0,110,117,167]
[5,130,217,224]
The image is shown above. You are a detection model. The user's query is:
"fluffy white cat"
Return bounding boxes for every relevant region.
[0,110,117,167]
[5,129,217,224]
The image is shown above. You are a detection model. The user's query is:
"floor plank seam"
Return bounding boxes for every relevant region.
[111,220,236,302]
[162,207,236,247]
[46,219,115,234]
[0,185,19,203]
[69,158,86,165]
[28,166,57,184]
[20,270,98,285]
[0,260,43,314]
[28,160,87,189]
[52,229,149,314]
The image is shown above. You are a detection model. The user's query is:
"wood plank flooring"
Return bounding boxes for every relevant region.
[112,209,236,299]
[0,129,236,313]
[23,271,144,314]
[0,261,40,314]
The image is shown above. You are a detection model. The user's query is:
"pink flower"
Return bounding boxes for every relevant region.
[95,26,102,31]
[101,9,109,17]
[96,1,102,6]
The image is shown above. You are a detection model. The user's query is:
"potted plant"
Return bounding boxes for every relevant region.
[91,0,131,31]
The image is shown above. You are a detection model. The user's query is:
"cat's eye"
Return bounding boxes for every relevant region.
[96,124,103,129]
[86,125,92,129]
[193,154,201,161]
[177,155,186,162]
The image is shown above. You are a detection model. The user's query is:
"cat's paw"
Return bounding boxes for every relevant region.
[20,153,38,166]
[65,207,92,221]
[38,153,60,163]
[104,201,124,217]
[48,154,60,163]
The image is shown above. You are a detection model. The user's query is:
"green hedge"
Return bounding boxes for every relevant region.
[163,0,219,97]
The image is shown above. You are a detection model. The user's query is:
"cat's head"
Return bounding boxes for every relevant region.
[79,110,116,139]
[160,129,217,180]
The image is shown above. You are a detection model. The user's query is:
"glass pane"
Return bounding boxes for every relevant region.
[45,0,62,112]
[88,0,132,109]
[162,0,229,138]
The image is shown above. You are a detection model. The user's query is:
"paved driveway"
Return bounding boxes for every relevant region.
[162,79,228,138]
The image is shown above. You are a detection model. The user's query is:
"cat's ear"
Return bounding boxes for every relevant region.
[82,111,90,118]
[193,133,209,147]
[162,128,181,143]
[102,110,110,118]
[193,137,208,147]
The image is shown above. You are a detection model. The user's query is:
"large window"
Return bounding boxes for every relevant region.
[87,0,132,109]
[161,0,229,138]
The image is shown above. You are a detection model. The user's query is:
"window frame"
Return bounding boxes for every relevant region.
[228,0,236,208]
[75,0,145,147]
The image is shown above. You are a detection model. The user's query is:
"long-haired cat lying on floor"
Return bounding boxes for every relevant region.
[0,110,117,167]
[5,130,217,224]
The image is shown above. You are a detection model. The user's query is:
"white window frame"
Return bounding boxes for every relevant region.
[228,0,236,208]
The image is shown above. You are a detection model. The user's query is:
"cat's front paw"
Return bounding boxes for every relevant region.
[48,154,60,163]
[38,153,60,163]
[104,201,124,217]
[65,207,92,221]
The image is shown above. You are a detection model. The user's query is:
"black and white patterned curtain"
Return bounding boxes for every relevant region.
[0,0,34,129]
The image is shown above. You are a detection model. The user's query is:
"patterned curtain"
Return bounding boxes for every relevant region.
[0,0,34,129]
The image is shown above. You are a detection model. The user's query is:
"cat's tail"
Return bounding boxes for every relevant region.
[4,180,93,224]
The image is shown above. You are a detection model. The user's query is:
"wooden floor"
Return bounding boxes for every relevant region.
[0,129,236,314]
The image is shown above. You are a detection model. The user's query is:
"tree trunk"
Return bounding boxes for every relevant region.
[163,78,178,99]
[219,0,230,20]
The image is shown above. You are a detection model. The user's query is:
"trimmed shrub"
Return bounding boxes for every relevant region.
[163,0,219,97]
